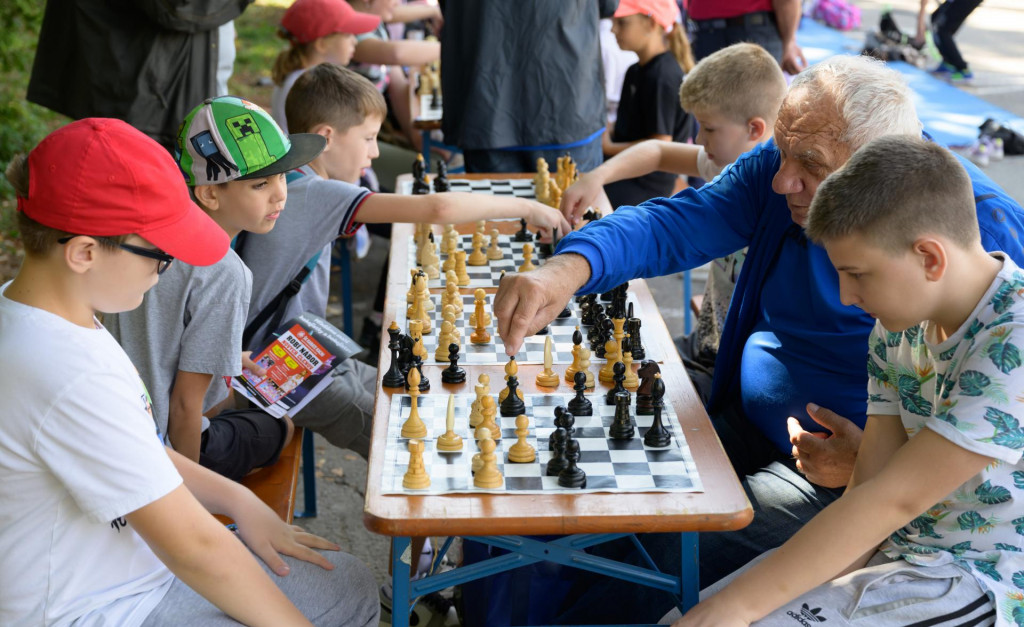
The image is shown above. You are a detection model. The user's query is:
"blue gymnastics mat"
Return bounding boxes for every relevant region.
[796,18,1024,147]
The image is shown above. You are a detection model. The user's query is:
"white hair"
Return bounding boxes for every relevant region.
[789,55,922,150]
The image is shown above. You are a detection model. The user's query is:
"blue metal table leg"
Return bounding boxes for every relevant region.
[392,536,411,627]
[421,131,432,171]
[339,245,353,336]
[683,269,693,335]
[679,532,699,613]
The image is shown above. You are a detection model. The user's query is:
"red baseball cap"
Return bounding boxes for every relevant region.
[16,118,229,267]
[614,0,681,32]
[281,0,381,44]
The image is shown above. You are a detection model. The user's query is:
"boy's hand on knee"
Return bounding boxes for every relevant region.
[235,500,340,576]
[787,403,863,488]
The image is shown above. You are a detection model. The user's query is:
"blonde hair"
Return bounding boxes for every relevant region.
[679,43,787,125]
[667,23,695,73]
[807,136,978,254]
[5,154,126,256]
[272,31,314,86]
[286,63,388,134]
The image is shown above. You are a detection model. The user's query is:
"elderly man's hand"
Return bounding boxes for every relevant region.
[787,403,862,488]
[494,254,591,355]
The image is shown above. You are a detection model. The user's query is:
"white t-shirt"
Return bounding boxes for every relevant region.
[0,283,182,626]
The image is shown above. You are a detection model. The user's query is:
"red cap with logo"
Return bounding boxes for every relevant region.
[281,0,381,44]
[16,118,229,267]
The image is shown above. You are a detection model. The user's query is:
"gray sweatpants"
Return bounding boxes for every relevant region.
[141,549,379,626]
[662,551,995,626]
[292,359,376,459]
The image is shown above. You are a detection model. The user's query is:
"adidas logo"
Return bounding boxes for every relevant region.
[786,603,827,625]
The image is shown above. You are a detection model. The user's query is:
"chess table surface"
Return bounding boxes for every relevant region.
[363,175,751,537]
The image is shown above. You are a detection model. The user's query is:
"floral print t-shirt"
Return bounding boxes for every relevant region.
[868,253,1024,626]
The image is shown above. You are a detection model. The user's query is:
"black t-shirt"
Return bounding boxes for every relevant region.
[605,52,694,208]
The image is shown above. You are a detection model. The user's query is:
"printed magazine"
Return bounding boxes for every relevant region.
[232,313,361,418]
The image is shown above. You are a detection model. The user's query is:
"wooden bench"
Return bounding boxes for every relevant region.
[216,427,305,525]
[690,293,703,317]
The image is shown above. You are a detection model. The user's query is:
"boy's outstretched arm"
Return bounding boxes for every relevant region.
[562,140,702,224]
[357,193,572,238]
[167,370,214,462]
[674,426,991,626]
[353,38,439,67]
[166,447,339,575]
[126,484,313,627]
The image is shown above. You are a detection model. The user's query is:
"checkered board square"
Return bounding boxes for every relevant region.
[409,233,547,289]
[397,291,648,365]
[381,393,702,495]
[418,94,442,121]
[398,178,536,207]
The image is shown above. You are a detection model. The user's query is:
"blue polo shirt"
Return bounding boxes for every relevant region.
[557,139,1024,453]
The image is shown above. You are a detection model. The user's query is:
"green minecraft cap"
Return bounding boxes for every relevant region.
[175,96,326,186]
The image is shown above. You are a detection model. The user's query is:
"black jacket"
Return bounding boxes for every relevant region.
[28,0,251,150]
[441,0,618,150]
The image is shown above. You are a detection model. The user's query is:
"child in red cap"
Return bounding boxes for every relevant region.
[271,0,381,132]
[0,119,378,625]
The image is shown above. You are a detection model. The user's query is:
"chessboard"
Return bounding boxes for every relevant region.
[396,292,650,365]
[407,232,547,289]
[381,393,702,495]
[398,177,536,203]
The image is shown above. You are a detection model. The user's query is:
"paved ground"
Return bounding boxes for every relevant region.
[297,3,1024,615]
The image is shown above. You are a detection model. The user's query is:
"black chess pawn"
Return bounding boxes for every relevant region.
[557,438,587,488]
[643,376,671,448]
[557,298,572,319]
[513,218,533,242]
[566,371,593,416]
[605,361,628,405]
[433,159,449,193]
[609,391,634,440]
[549,406,573,449]
[536,324,550,335]
[635,360,660,415]
[411,156,430,194]
[440,343,466,384]
[500,370,526,417]
[382,325,406,388]
[546,427,569,476]
[627,317,645,361]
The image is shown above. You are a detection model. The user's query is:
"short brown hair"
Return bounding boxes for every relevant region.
[285,63,387,134]
[5,154,126,256]
[678,43,787,125]
[806,136,978,253]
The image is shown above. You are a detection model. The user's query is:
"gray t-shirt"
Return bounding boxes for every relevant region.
[108,248,251,439]
[238,167,370,350]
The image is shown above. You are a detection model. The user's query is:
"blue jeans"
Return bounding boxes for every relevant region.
[554,396,845,624]
[463,136,603,174]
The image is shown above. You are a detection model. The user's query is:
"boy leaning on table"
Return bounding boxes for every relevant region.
[0,118,377,626]
[671,136,1024,626]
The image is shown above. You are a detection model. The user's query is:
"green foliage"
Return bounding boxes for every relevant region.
[0,1,65,201]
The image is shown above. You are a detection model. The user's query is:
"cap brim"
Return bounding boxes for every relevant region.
[238,133,327,180]
[347,12,381,35]
[138,198,231,267]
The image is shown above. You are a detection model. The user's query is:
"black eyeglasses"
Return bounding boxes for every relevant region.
[57,236,175,275]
